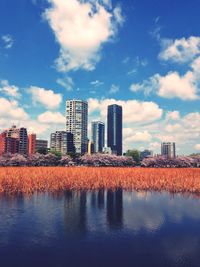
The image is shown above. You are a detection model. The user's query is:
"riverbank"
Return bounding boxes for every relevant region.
[0,167,200,194]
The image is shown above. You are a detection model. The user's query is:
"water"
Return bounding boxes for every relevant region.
[1,190,200,267]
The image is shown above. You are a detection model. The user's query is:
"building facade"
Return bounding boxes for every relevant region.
[28,134,36,155]
[35,139,48,153]
[66,100,88,154]
[0,126,28,155]
[87,140,95,155]
[50,131,74,155]
[161,142,176,158]
[0,131,20,155]
[91,121,105,153]
[107,104,122,156]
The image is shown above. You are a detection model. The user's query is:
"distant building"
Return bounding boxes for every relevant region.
[87,140,95,155]
[107,104,122,155]
[0,131,19,155]
[50,131,74,155]
[28,134,36,155]
[91,121,105,153]
[161,142,176,158]
[35,139,48,153]
[140,150,153,160]
[0,125,28,154]
[0,132,7,155]
[103,146,112,155]
[66,99,88,154]
[19,128,28,154]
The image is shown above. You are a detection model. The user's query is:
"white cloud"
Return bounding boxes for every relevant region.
[124,129,152,143]
[130,74,160,95]
[109,84,119,94]
[29,86,62,109]
[122,56,130,64]
[149,142,160,152]
[158,71,198,100]
[90,80,104,87]
[88,98,163,124]
[154,112,200,147]
[57,76,74,91]
[191,56,200,75]
[1,34,14,49]
[159,36,200,63]
[166,111,180,121]
[0,98,29,121]
[43,0,123,72]
[113,5,124,26]
[130,71,199,100]
[38,111,65,124]
[195,144,200,151]
[0,80,21,98]
[127,68,137,76]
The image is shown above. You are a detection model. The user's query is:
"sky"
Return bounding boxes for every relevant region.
[0,0,200,155]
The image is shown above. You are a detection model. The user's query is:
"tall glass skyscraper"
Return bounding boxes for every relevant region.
[107,104,122,156]
[66,100,88,154]
[91,121,105,153]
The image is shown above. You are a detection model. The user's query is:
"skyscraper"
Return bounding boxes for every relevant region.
[161,142,176,158]
[107,104,122,155]
[66,100,88,154]
[50,131,74,155]
[91,121,105,153]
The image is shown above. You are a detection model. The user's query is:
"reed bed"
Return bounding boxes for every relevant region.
[0,167,200,194]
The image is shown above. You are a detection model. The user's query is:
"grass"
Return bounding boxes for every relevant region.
[0,167,200,194]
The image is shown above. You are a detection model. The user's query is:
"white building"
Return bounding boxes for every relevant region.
[66,100,88,154]
[161,142,176,158]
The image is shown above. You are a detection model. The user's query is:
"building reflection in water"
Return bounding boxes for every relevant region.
[106,189,123,229]
[90,189,105,210]
[63,191,87,236]
[98,189,105,209]
[63,189,123,234]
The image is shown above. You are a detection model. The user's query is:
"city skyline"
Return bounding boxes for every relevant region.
[0,0,200,155]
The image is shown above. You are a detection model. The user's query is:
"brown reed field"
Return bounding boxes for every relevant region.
[0,167,200,194]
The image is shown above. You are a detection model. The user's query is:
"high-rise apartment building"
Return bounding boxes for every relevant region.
[107,104,122,156]
[18,128,28,154]
[35,139,48,154]
[1,125,28,154]
[50,131,74,155]
[161,142,176,158]
[66,100,88,154]
[0,131,19,155]
[28,134,36,155]
[91,121,105,153]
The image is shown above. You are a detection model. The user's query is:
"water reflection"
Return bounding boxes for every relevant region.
[1,190,200,267]
[107,189,123,229]
[63,191,87,235]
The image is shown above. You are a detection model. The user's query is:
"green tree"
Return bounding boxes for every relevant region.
[126,150,141,165]
[36,147,47,155]
[49,149,62,159]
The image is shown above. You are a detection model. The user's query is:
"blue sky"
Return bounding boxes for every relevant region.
[0,0,200,154]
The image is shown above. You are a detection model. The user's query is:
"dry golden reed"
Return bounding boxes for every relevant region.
[0,167,200,194]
